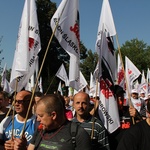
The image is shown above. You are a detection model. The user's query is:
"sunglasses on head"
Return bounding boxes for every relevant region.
[15,100,30,104]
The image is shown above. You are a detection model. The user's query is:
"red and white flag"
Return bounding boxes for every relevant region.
[56,63,69,86]
[97,30,119,133]
[117,54,125,90]
[125,56,141,94]
[51,0,80,91]
[10,0,41,92]
[96,0,120,133]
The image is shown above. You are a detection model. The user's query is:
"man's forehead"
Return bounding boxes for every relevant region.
[16,91,31,99]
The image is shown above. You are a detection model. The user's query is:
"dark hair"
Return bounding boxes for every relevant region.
[0,91,9,100]
[34,91,43,97]
[114,85,125,95]
[37,94,65,116]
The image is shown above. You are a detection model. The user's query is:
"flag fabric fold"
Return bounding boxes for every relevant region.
[117,54,125,90]
[10,0,41,92]
[57,81,63,95]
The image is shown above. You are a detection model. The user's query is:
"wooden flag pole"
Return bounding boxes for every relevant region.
[91,79,99,139]
[44,75,55,95]
[10,78,18,139]
[115,34,135,124]
[20,0,69,139]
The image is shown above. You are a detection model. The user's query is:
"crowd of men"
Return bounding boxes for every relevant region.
[0,86,149,150]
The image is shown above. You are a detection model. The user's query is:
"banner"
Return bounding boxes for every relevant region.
[10,0,41,92]
[51,0,80,90]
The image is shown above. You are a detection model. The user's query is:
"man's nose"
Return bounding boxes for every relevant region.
[37,116,41,121]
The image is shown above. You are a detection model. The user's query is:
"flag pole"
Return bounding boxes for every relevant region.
[115,34,135,124]
[20,0,69,139]
[45,75,55,95]
[11,78,18,139]
[91,79,99,139]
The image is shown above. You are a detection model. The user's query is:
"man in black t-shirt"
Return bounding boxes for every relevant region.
[117,98,150,150]
[12,94,92,150]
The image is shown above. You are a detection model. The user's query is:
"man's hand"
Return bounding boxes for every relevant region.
[4,139,14,150]
[14,136,27,150]
[129,106,137,117]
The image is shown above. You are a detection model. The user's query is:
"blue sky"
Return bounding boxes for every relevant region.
[1,0,150,69]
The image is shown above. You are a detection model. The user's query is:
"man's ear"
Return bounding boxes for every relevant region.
[51,111,57,120]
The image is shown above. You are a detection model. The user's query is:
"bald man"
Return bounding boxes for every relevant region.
[72,92,110,150]
[0,90,37,149]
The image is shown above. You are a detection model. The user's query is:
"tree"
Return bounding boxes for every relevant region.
[80,50,98,84]
[118,38,150,73]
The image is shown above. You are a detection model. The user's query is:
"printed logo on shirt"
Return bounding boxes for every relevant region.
[5,129,32,141]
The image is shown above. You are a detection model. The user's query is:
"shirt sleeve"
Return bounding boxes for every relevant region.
[0,117,9,140]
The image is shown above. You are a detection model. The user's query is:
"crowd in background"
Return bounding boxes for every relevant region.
[0,85,149,150]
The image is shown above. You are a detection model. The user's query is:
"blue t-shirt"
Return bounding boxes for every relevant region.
[3,114,36,144]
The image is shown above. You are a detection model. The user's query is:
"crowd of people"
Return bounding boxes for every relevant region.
[0,85,149,150]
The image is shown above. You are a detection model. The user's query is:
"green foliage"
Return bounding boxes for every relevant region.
[118,38,150,73]
[80,50,98,84]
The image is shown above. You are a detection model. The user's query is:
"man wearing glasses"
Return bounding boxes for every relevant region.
[0,90,37,149]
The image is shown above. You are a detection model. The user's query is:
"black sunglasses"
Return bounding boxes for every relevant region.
[15,100,30,104]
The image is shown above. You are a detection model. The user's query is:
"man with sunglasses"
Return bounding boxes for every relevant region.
[0,90,37,149]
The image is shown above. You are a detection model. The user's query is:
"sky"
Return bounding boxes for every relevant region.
[1,0,150,69]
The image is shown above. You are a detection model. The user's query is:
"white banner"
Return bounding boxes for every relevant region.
[10,0,41,92]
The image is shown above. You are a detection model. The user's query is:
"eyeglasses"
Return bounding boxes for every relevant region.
[15,100,30,104]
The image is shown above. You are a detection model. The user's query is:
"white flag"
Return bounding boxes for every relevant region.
[38,77,43,93]
[1,64,7,88]
[51,0,80,90]
[117,54,125,90]
[125,56,141,93]
[1,64,13,93]
[146,68,150,93]
[56,64,69,86]
[97,0,116,37]
[146,68,150,83]
[97,30,119,133]
[96,0,119,133]
[10,0,41,92]
[78,71,88,92]
[58,81,63,95]
[139,70,148,96]
[89,73,95,95]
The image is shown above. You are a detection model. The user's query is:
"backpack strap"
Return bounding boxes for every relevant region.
[70,122,78,149]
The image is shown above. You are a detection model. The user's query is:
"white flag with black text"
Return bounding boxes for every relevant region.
[10,0,41,92]
[51,0,80,90]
